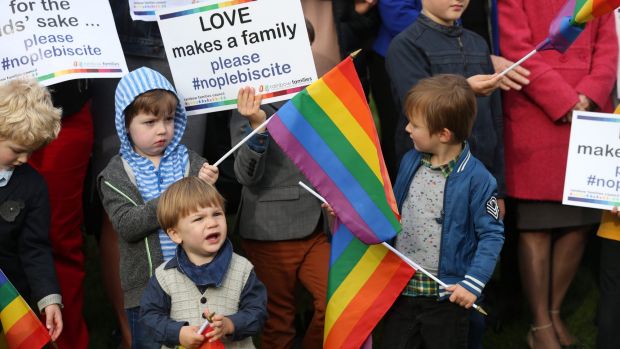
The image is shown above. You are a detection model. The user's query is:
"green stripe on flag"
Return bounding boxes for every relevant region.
[0,282,18,311]
[327,239,369,301]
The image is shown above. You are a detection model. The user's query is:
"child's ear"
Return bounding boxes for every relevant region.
[438,128,454,143]
[167,227,183,244]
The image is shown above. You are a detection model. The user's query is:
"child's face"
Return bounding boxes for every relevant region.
[127,111,174,161]
[422,0,469,26]
[0,140,31,170]
[405,112,441,154]
[168,205,227,265]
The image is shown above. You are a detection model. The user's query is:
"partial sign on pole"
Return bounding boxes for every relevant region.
[563,110,620,210]
[0,0,128,86]
[129,0,192,21]
[157,0,317,114]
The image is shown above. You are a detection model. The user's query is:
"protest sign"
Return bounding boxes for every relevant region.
[0,0,128,86]
[157,0,317,114]
[129,0,191,21]
[563,111,620,210]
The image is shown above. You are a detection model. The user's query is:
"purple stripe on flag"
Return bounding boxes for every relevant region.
[268,115,379,244]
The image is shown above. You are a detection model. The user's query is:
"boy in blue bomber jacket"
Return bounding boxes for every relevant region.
[381,74,504,349]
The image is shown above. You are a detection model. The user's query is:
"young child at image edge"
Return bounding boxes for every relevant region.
[0,79,63,341]
[140,177,267,349]
[98,67,219,348]
[380,74,504,349]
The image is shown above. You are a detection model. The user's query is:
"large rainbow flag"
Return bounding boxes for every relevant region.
[268,57,414,348]
[268,56,399,245]
[0,269,50,349]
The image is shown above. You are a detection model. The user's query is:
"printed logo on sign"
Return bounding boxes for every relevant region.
[486,196,500,220]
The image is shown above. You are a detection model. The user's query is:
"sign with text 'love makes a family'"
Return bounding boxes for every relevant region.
[563,110,620,210]
[157,0,317,114]
[0,0,128,85]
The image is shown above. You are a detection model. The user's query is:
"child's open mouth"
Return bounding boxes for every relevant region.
[205,232,220,242]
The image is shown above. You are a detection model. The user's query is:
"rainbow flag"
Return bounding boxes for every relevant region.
[572,0,620,24]
[268,57,414,348]
[268,56,399,245]
[0,269,50,349]
[537,0,585,52]
[324,223,414,349]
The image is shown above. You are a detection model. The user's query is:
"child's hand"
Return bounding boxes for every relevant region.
[179,325,205,349]
[446,284,477,309]
[237,87,267,130]
[43,304,63,341]
[612,206,620,218]
[199,162,219,185]
[466,74,502,96]
[203,309,234,342]
[321,202,336,232]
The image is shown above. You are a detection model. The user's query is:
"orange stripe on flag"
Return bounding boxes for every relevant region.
[324,252,413,349]
[4,310,49,349]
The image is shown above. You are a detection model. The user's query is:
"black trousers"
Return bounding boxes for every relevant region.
[380,296,469,349]
[597,237,620,349]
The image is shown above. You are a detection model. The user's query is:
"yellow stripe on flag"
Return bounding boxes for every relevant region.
[0,297,29,332]
[306,80,382,182]
[324,245,387,333]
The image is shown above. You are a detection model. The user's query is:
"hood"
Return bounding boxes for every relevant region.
[114,67,187,161]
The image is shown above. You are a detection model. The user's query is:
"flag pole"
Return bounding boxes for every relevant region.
[213,117,272,167]
[497,48,537,78]
[298,182,488,316]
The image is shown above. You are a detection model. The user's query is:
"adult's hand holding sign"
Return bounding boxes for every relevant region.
[157,0,317,114]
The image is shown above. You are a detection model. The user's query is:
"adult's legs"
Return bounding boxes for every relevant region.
[597,237,620,349]
[518,231,561,349]
[297,232,330,349]
[549,227,588,346]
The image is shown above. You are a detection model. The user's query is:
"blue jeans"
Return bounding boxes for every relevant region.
[126,307,161,349]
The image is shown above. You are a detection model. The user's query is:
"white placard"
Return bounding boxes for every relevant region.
[129,0,193,21]
[563,110,620,210]
[157,0,317,114]
[0,0,128,86]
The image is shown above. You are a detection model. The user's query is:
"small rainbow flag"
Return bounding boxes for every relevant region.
[537,0,585,53]
[0,269,50,349]
[324,223,414,349]
[572,0,620,24]
[268,56,400,245]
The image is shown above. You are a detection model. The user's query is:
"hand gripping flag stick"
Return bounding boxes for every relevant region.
[299,181,488,316]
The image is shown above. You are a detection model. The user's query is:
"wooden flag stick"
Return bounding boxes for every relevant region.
[213,117,272,167]
[497,48,537,78]
[298,182,488,316]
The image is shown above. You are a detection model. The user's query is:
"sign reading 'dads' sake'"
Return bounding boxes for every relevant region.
[0,0,128,86]
[157,0,317,114]
[563,110,620,210]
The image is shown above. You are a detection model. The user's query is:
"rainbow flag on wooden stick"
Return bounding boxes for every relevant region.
[0,269,50,349]
[268,56,414,348]
[268,56,399,245]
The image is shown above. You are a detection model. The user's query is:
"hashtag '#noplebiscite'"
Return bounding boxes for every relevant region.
[1,57,10,71]
[192,77,200,91]
[587,175,596,186]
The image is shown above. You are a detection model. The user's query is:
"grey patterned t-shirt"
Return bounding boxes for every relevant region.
[395,165,446,276]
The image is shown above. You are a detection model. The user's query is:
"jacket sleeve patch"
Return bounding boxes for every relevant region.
[486,196,500,220]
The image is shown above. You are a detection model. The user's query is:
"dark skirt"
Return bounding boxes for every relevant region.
[515,200,601,231]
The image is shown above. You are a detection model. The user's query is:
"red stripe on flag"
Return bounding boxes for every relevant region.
[324,252,414,349]
[5,311,49,349]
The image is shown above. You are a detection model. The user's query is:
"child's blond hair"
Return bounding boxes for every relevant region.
[0,79,61,150]
[157,177,226,232]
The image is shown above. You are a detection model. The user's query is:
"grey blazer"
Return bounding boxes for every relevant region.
[230,104,325,241]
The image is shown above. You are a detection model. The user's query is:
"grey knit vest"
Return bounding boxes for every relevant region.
[155,253,256,349]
